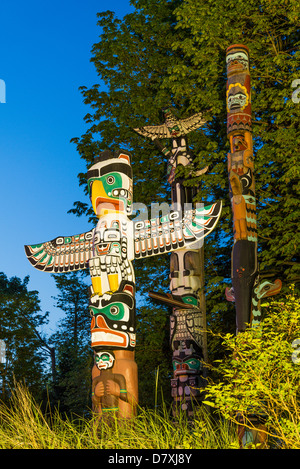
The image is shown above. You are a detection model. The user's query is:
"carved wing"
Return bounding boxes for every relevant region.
[134,201,222,259]
[24,230,95,273]
[134,123,172,140]
[176,112,206,135]
[134,112,206,140]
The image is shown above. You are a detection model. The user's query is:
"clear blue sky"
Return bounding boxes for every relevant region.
[0,1,133,334]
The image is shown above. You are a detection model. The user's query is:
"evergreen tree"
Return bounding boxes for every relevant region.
[49,272,92,416]
[0,272,49,403]
[69,0,300,400]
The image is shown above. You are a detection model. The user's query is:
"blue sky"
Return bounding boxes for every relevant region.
[0,1,133,334]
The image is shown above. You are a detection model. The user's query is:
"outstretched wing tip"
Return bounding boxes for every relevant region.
[216,199,223,218]
[203,199,223,235]
[134,199,223,259]
[24,231,94,273]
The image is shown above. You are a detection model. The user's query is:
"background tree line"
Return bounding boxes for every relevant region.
[0,272,92,415]
[0,0,299,415]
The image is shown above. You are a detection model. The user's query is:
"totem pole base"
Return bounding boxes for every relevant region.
[91,350,138,423]
[171,370,207,420]
[237,415,269,448]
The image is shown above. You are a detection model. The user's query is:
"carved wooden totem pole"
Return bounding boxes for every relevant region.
[26,150,139,420]
[135,108,212,417]
[225,44,282,446]
[225,44,282,332]
[25,148,222,420]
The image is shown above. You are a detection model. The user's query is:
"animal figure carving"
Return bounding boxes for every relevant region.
[226,43,282,448]
[25,148,222,419]
[225,45,281,332]
[135,107,213,417]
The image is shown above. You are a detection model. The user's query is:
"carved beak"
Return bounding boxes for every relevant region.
[91,180,122,217]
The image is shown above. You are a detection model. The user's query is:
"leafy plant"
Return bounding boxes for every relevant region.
[203,286,300,448]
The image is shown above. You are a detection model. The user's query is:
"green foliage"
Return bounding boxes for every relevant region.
[135,301,172,408]
[203,287,300,448]
[0,272,49,402]
[49,272,93,416]
[0,381,239,449]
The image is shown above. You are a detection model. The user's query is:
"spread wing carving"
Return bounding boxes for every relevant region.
[134,112,206,140]
[176,112,207,135]
[24,230,95,272]
[134,123,173,140]
[134,200,222,259]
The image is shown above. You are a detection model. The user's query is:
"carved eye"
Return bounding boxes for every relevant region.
[188,360,197,365]
[103,229,120,241]
[106,175,115,185]
[88,180,93,195]
[110,306,119,315]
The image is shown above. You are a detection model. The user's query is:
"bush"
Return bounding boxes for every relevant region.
[204,286,300,448]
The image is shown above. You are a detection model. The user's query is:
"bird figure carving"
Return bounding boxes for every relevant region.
[24,148,222,418]
[134,107,206,140]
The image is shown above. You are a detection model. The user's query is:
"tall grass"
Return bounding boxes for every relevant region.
[0,382,239,449]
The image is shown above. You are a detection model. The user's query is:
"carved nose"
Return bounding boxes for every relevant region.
[177,363,188,370]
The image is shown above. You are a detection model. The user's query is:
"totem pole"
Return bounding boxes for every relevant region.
[225,44,282,332]
[225,44,282,445]
[135,108,211,417]
[25,148,222,420]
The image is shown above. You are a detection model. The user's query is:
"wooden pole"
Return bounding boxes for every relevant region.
[135,108,210,417]
[168,135,208,418]
[225,44,258,333]
[225,44,282,447]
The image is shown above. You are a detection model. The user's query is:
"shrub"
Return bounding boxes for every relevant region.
[204,286,300,448]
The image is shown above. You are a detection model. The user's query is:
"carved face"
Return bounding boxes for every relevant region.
[226,50,249,74]
[227,83,249,112]
[90,284,136,351]
[172,355,202,376]
[170,251,201,300]
[87,151,133,217]
[95,351,115,370]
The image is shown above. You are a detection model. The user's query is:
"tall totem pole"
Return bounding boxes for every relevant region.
[25,148,222,420]
[225,44,282,446]
[135,109,211,417]
[225,44,282,333]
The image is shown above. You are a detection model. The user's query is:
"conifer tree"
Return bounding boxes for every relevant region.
[49,272,92,415]
[0,273,49,402]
